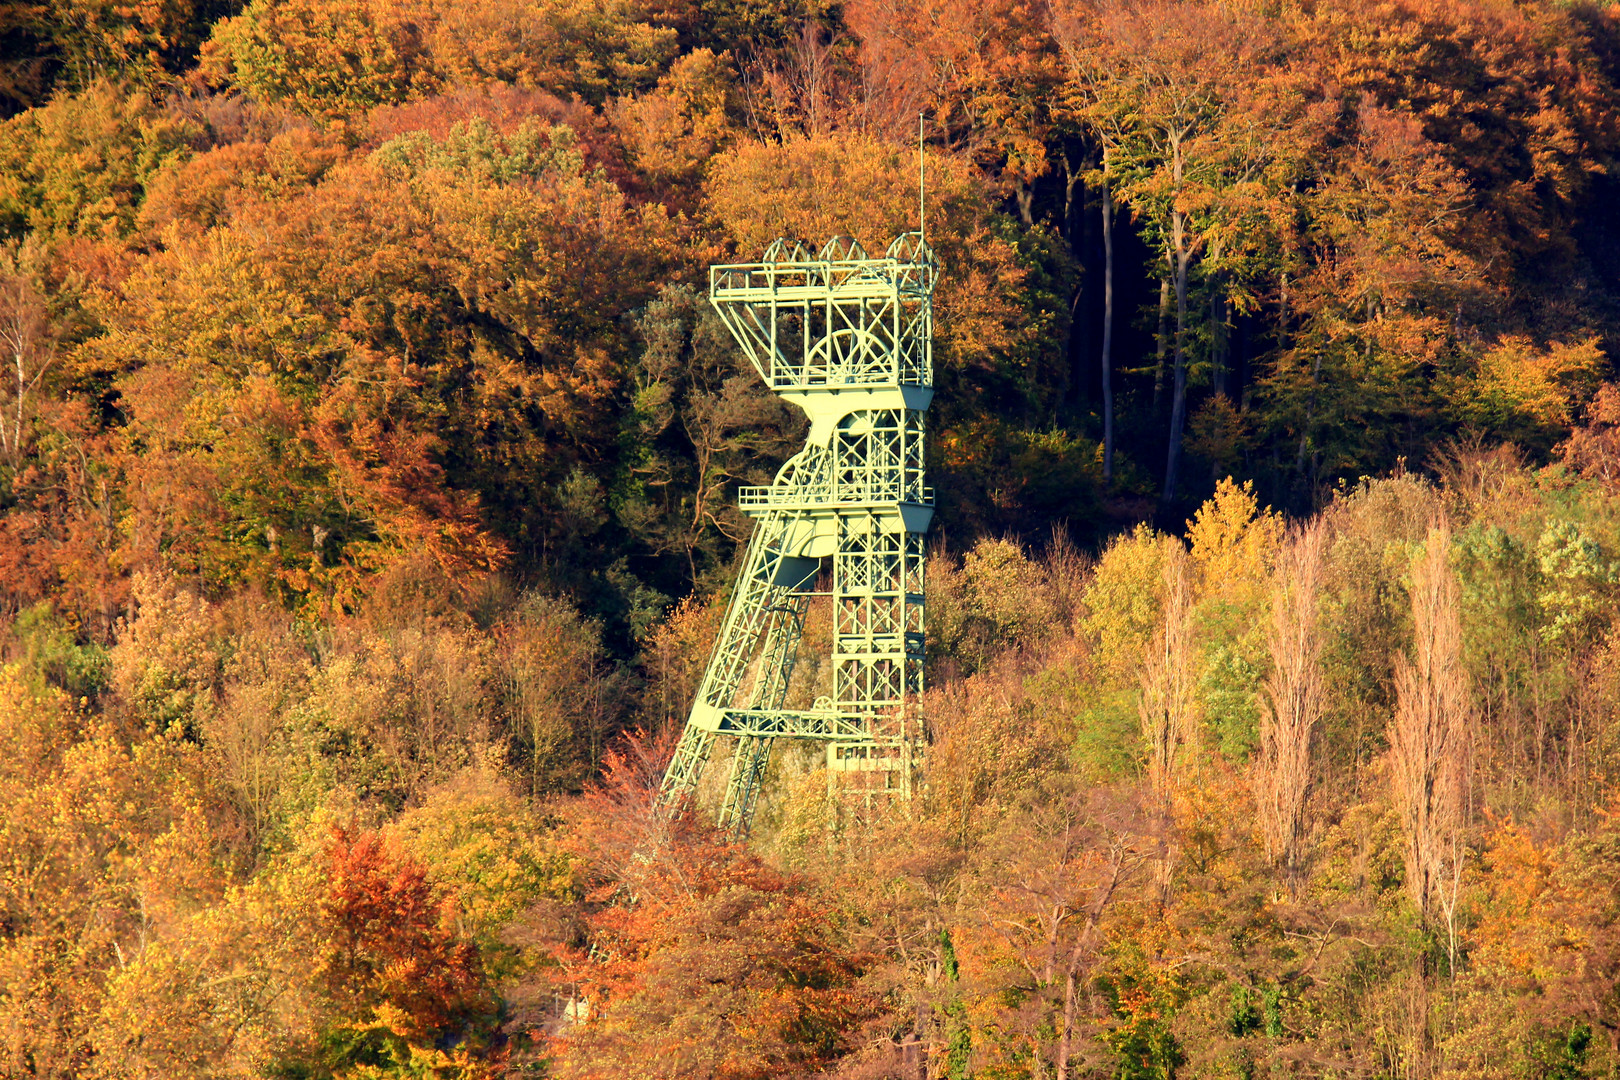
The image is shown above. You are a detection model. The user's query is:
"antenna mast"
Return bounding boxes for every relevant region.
[918,112,926,242]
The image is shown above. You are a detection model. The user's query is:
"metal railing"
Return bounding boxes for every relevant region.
[738,483,933,509]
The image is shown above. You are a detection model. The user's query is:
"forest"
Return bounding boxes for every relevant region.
[5,0,1620,1076]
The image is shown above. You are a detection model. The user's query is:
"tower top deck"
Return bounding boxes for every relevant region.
[709,233,937,399]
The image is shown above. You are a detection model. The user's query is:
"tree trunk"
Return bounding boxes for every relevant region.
[1237,311,1253,412]
[1277,269,1290,351]
[1257,523,1326,894]
[1061,150,1090,409]
[5,347,19,461]
[1055,859,1129,1080]
[1293,352,1320,493]
[1391,526,1471,931]
[1161,214,1191,508]
[1100,155,1116,485]
[1063,149,1082,237]
[1057,960,1080,1080]
[1153,274,1171,409]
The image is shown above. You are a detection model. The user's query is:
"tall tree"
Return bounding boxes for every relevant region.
[1391,524,1471,934]
[1058,0,1290,508]
[1255,520,1326,893]
[0,244,53,466]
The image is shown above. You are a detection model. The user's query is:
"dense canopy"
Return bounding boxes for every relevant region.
[6,0,1620,1077]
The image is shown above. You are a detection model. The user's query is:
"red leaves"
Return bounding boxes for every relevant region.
[1558,383,1620,490]
[323,824,489,1040]
[306,358,510,582]
[520,729,879,1079]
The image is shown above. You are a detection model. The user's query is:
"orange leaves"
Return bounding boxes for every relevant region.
[419,0,678,106]
[204,0,440,118]
[1470,809,1620,1034]
[1304,0,1618,268]
[1473,819,1563,981]
[1094,903,1188,1070]
[322,824,489,1041]
[138,127,348,236]
[552,860,878,1080]
[1453,335,1605,447]
[56,111,689,605]
[1307,104,1477,314]
[0,368,126,628]
[307,363,508,583]
[1558,383,1620,489]
[609,49,735,187]
[97,228,500,601]
[844,0,1063,174]
[515,730,878,1080]
[205,0,680,118]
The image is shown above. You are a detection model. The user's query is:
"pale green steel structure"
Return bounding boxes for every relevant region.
[657,231,938,836]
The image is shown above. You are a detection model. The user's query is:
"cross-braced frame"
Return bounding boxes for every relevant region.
[657,233,938,837]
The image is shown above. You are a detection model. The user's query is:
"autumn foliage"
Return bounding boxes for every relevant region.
[7,0,1620,1077]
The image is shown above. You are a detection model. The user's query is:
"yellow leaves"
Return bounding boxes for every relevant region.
[639,592,723,729]
[929,537,1061,676]
[0,80,197,240]
[207,0,679,117]
[422,0,677,105]
[1186,477,1281,601]
[388,767,579,951]
[1464,334,1605,434]
[1471,818,1588,988]
[0,662,76,775]
[328,1028,499,1080]
[110,573,220,731]
[0,692,229,1077]
[1084,524,1171,686]
[706,132,939,253]
[1185,395,1250,476]
[610,49,736,184]
[1092,902,1188,1071]
[26,0,202,87]
[86,937,240,1079]
[1082,482,1278,768]
[205,0,441,118]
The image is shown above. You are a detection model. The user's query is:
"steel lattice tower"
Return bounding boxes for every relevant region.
[657,231,938,837]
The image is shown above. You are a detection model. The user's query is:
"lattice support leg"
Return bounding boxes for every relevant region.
[658,726,716,812]
[717,735,774,838]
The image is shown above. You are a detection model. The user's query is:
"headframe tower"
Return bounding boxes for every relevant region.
[657,230,938,836]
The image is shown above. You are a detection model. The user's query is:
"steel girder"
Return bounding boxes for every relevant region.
[658,233,937,839]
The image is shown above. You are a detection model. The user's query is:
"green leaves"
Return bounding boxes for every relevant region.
[0,82,197,240]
